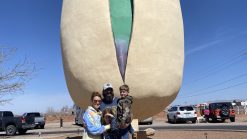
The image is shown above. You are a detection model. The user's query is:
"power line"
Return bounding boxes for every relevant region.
[177,81,247,99]
[184,52,247,85]
[185,72,247,95]
[193,58,244,81]
[197,53,244,76]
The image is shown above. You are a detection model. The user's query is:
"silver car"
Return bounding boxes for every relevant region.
[167,105,197,123]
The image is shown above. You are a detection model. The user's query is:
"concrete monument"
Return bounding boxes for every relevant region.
[60,0,184,119]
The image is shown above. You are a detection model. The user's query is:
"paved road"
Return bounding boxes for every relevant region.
[140,121,247,132]
[140,124,247,132]
[0,122,84,139]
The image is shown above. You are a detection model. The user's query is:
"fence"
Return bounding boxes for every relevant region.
[233,106,247,115]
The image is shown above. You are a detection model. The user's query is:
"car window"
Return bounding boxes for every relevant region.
[209,103,233,109]
[27,113,40,117]
[168,107,177,112]
[179,106,194,111]
[173,107,178,111]
[3,112,13,117]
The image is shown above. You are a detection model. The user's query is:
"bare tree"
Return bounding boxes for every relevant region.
[0,46,36,104]
[60,105,74,115]
[46,106,56,115]
[60,105,69,113]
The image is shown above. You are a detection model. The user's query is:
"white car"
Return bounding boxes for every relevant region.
[167,105,197,123]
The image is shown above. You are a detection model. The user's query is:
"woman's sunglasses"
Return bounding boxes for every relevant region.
[93,99,102,103]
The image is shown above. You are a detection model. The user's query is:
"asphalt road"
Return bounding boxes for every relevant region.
[140,124,247,132]
[140,120,247,132]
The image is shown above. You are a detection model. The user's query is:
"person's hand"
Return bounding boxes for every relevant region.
[82,122,87,128]
[105,113,114,118]
[104,114,114,124]
[104,124,111,130]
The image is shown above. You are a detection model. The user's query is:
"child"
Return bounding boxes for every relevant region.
[117,84,134,137]
[102,108,119,139]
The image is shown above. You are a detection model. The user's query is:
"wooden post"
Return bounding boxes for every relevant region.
[131,119,147,139]
[60,117,63,128]
[137,131,147,139]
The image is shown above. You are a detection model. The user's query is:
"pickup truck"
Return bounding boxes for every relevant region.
[23,112,45,129]
[0,111,35,135]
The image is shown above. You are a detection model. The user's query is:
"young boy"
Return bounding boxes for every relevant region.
[117,84,134,138]
[117,84,133,126]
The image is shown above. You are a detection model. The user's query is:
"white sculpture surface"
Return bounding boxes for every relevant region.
[60,0,184,119]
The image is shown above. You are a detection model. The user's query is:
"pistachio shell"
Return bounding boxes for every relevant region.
[60,0,184,119]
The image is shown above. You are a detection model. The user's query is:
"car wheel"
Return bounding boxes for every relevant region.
[40,125,45,129]
[18,129,27,134]
[173,116,177,124]
[167,115,171,123]
[6,125,16,136]
[230,117,235,122]
[212,118,217,122]
[221,119,225,122]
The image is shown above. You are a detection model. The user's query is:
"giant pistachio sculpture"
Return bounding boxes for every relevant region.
[60,0,184,119]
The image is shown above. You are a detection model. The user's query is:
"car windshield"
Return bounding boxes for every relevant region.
[209,103,233,109]
[179,106,194,111]
[25,113,41,117]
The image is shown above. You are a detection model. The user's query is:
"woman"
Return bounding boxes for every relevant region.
[83,92,111,139]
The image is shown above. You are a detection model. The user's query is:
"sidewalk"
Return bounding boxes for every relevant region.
[0,122,84,139]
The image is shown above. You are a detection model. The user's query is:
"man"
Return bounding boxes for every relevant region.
[100,83,118,115]
[100,83,119,139]
[100,83,132,139]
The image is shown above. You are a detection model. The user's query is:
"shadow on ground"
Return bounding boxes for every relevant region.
[66,136,82,139]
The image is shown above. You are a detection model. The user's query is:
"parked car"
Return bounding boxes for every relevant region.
[23,112,45,129]
[138,117,153,125]
[0,111,35,135]
[167,105,197,123]
[203,102,235,122]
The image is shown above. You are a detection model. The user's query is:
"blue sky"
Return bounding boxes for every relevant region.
[176,0,247,105]
[1,0,247,114]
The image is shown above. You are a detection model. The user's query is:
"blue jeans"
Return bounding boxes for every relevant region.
[104,117,134,139]
[119,124,134,139]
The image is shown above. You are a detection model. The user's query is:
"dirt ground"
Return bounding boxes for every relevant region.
[148,130,247,139]
[45,115,75,123]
